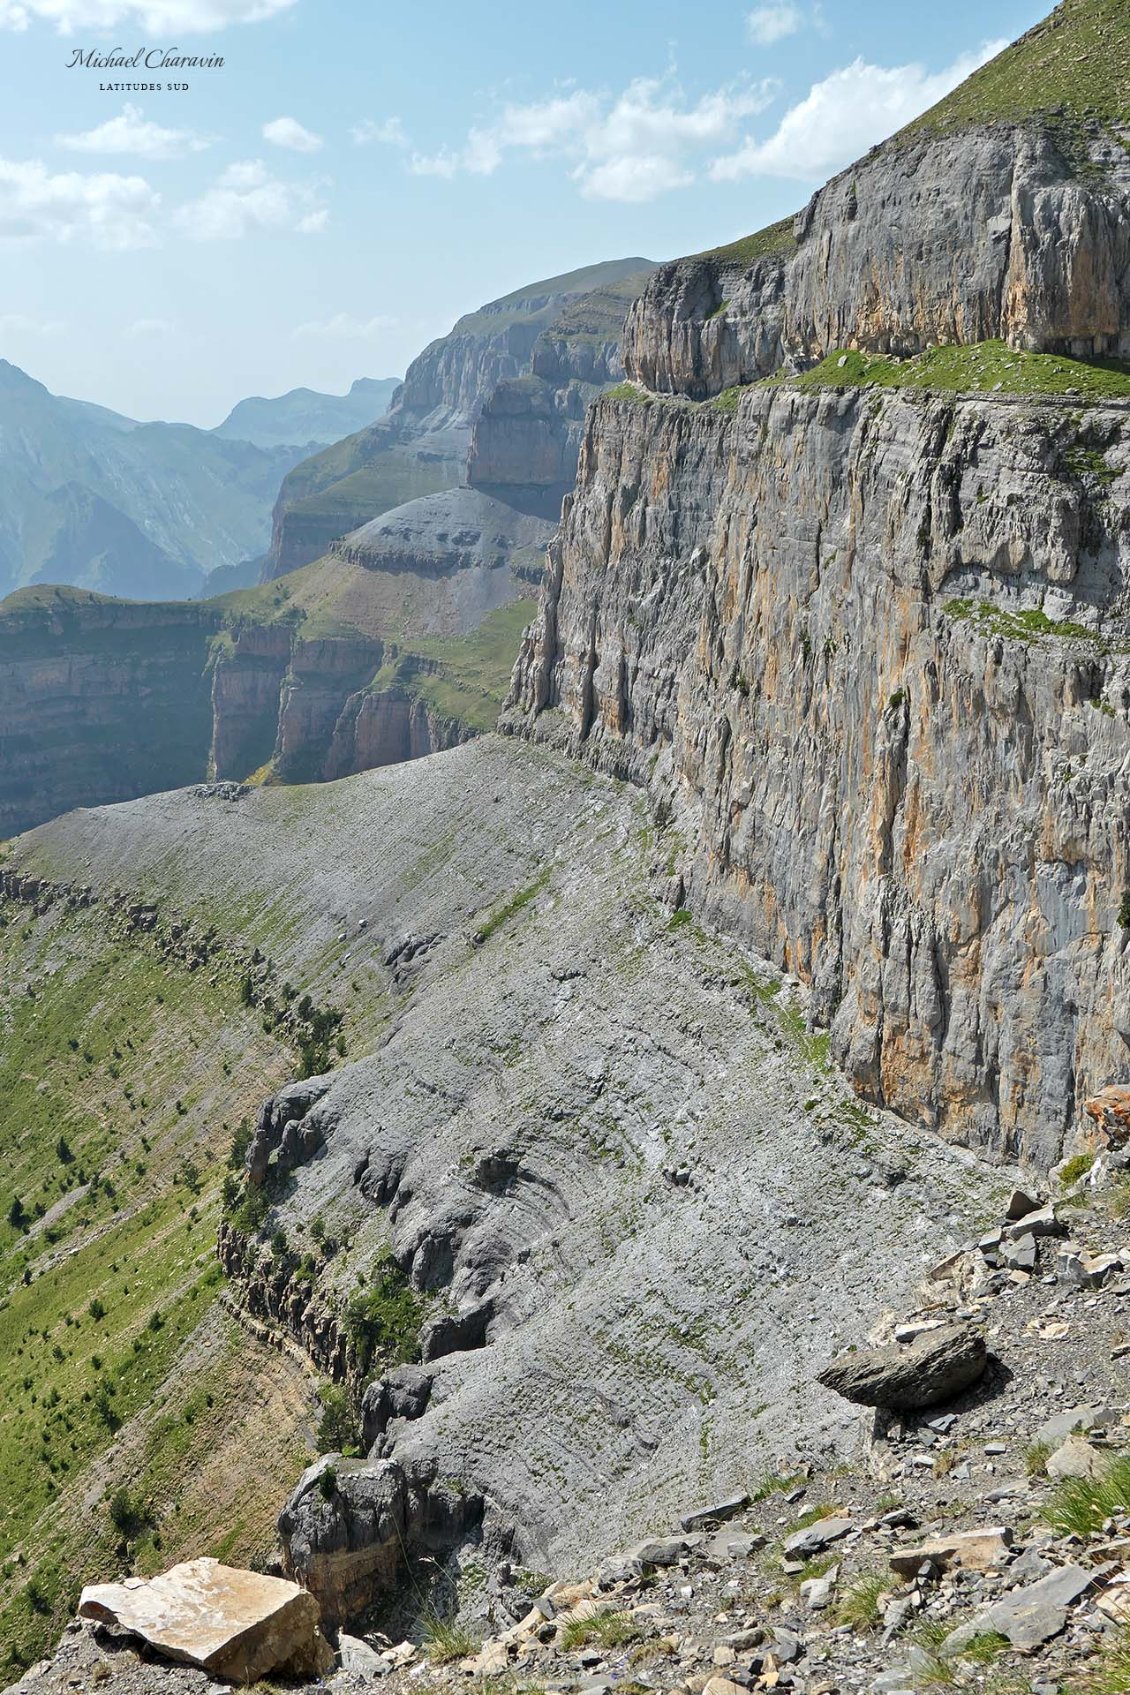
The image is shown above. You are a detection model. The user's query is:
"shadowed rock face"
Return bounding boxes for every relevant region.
[817,1324,988,1410]
[504,385,1130,1168]
[624,125,1130,399]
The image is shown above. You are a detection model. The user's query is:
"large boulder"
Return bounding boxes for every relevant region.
[77,1558,333,1684]
[817,1324,987,1410]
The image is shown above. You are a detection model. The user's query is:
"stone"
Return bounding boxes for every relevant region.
[817,1326,987,1411]
[800,1565,839,1610]
[888,1528,1013,1578]
[1046,1434,1106,1480]
[77,1559,334,1683]
[783,1518,853,1559]
[1037,1405,1097,1447]
[946,1564,1093,1653]
[703,1529,766,1563]
[1001,1206,1062,1241]
[681,1494,750,1532]
[632,1535,700,1567]
[999,1234,1037,1272]
[339,1633,390,1675]
[1086,1086,1130,1147]
[1005,1188,1044,1221]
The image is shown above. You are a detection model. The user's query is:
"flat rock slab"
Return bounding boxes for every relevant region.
[943,1564,1093,1655]
[889,1526,1012,1578]
[782,1517,853,1559]
[817,1324,987,1410]
[78,1558,334,1684]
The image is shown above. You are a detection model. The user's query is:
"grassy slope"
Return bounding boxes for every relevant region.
[0,895,312,1674]
[693,215,799,270]
[901,0,1130,138]
[765,341,1130,400]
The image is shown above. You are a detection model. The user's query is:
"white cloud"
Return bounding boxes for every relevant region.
[124,316,177,338]
[746,4,803,45]
[0,0,295,31]
[408,76,776,203]
[56,103,211,160]
[175,158,328,239]
[711,41,1007,182]
[263,115,323,154]
[0,311,66,336]
[292,312,397,341]
[0,156,158,247]
[352,116,407,148]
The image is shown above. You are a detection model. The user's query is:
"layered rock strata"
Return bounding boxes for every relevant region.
[504,384,1130,1168]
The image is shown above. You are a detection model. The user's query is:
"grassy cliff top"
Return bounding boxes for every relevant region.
[771,341,1130,401]
[693,215,798,271]
[902,0,1130,138]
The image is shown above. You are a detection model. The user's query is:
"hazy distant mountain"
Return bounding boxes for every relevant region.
[0,360,310,600]
[213,376,401,450]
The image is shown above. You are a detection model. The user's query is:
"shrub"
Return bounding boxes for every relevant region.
[108,1488,153,1541]
[344,1260,424,1373]
[1059,1151,1095,1187]
[316,1385,359,1454]
[87,1298,106,1323]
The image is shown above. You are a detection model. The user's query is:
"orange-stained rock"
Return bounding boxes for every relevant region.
[1084,1085,1130,1146]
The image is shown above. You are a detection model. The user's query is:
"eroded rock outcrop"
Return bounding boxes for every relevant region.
[626,113,1130,398]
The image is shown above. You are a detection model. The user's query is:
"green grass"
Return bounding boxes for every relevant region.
[945,599,1100,647]
[1043,1451,1130,1536]
[693,215,798,269]
[775,341,1130,402]
[423,1611,482,1664]
[897,0,1130,140]
[1025,1440,1052,1477]
[1080,1628,1130,1695]
[343,1258,425,1374]
[477,868,552,944]
[411,600,538,733]
[1060,1151,1097,1184]
[0,898,295,1673]
[560,1611,642,1653]
[834,1571,889,1632]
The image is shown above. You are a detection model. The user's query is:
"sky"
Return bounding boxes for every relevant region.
[0,0,1049,427]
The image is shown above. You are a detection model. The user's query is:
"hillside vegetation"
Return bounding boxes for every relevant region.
[0,889,311,1674]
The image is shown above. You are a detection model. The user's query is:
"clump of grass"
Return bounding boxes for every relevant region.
[959,1631,1011,1665]
[560,1611,641,1653]
[791,1502,838,1531]
[422,1611,481,1664]
[1080,1627,1130,1695]
[1060,1151,1097,1186]
[1043,1451,1130,1537]
[1025,1440,1052,1478]
[834,1571,889,1632]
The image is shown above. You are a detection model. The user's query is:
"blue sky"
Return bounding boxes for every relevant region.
[0,0,1047,425]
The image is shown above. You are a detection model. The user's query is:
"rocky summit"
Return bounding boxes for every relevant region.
[5,3,1130,1695]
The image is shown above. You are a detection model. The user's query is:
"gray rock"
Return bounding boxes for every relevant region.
[339,1634,390,1676]
[816,1326,987,1411]
[680,1493,750,1531]
[944,1564,1093,1654]
[782,1517,853,1560]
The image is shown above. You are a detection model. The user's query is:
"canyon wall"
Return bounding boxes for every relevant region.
[624,126,1130,400]
[504,383,1130,1170]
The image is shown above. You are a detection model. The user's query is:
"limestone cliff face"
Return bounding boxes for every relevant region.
[625,125,1130,399]
[505,385,1130,1169]
[0,594,220,837]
